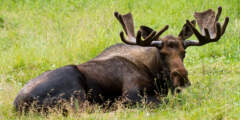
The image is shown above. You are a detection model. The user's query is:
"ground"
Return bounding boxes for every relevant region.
[0,0,239,119]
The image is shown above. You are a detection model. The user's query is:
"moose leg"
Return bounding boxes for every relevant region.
[122,88,142,106]
[123,90,163,107]
[14,65,87,113]
[145,96,161,104]
[145,96,164,108]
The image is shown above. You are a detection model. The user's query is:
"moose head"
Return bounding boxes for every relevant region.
[115,6,229,93]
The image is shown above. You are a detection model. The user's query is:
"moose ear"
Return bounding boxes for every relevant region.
[178,20,196,40]
[140,26,155,39]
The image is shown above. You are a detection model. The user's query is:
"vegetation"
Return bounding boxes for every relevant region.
[0,0,239,119]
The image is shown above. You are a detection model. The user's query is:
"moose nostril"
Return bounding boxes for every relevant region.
[175,88,182,93]
[185,81,191,87]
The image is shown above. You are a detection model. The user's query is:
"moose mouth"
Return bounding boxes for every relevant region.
[171,74,191,94]
[175,87,182,94]
[157,70,191,94]
[173,79,191,94]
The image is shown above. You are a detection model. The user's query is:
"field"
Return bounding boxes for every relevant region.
[0,0,239,119]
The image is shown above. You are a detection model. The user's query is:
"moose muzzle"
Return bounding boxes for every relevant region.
[171,68,191,93]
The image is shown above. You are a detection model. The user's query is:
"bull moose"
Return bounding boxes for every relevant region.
[14,7,229,113]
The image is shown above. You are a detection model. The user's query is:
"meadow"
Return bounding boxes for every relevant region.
[0,0,239,119]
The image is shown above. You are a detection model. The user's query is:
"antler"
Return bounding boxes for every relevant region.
[114,11,168,47]
[184,6,229,48]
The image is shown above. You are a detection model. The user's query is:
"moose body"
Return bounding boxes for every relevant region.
[14,7,229,113]
[14,44,170,112]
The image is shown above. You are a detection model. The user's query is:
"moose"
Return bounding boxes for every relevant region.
[14,7,229,113]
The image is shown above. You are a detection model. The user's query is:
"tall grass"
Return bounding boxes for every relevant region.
[0,0,239,119]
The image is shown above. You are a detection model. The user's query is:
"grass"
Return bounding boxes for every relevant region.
[0,0,239,119]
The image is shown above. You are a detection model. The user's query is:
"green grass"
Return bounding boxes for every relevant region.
[0,0,239,119]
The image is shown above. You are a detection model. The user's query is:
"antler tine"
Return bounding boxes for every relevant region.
[141,31,157,45]
[136,30,142,44]
[135,30,157,46]
[186,20,202,40]
[120,31,136,45]
[204,28,210,39]
[114,12,128,35]
[215,6,222,21]
[153,25,169,40]
[221,17,229,35]
[215,22,222,40]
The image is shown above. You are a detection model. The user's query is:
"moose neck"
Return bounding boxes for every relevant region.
[93,43,162,77]
[136,47,163,76]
